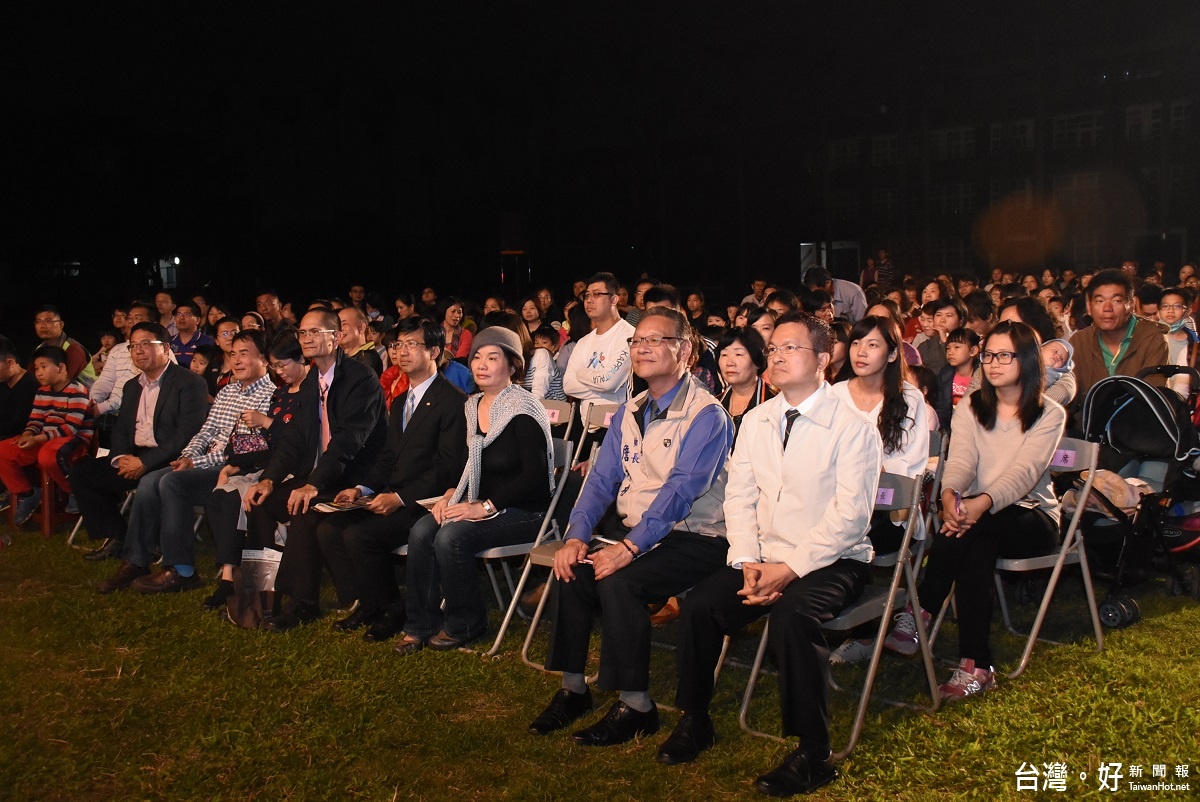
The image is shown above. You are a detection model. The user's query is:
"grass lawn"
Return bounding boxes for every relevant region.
[1,525,1197,801]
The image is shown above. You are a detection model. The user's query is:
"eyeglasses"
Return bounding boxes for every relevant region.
[217,330,238,338]
[174,310,195,318]
[269,361,298,372]
[1160,303,1187,312]
[765,344,818,357]
[388,339,425,351]
[34,317,61,325]
[627,335,682,348]
[980,350,1016,364]
[583,291,613,301]
[128,340,165,352]
[297,328,338,338]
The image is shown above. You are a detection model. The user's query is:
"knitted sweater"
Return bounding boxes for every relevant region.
[24,380,93,442]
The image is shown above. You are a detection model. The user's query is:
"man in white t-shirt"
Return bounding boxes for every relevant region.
[562,272,635,426]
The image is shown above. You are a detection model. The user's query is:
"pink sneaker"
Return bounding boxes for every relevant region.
[938,658,996,702]
[883,604,931,656]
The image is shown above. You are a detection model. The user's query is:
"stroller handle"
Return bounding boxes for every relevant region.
[1136,365,1200,383]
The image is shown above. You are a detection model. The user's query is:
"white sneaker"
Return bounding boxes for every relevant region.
[938,658,996,702]
[829,639,875,665]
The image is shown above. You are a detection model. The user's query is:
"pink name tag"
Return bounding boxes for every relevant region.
[546,408,560,423]
[1052,449,1076,468]
[876,487,894,506]
[603,412,614,427]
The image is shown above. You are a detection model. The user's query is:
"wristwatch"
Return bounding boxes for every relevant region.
[481,499,496,515]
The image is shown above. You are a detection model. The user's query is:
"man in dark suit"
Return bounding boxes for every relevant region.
[316,318,468,643]
[241,307,387,630]
[73,322,209,582]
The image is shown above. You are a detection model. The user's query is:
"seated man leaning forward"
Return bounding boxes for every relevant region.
[658,310,882,797]
[528,307,734,746]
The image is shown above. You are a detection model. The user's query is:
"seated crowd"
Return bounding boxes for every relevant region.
[0,256,1194,797]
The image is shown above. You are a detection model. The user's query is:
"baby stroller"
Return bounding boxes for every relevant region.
[1078,365,1200,628]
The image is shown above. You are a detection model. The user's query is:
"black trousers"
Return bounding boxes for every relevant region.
[544,530,727,692]
[918,505,1058,667]
[205,487,280,567]
[315,505,426,611]
[247,476,326,607]
[71,456,141,542]
[675,559,869,747]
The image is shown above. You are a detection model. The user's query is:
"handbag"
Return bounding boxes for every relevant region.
[226,427,270,470]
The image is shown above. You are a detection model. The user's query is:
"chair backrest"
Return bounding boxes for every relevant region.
[552,439,573,471]
[928,429,942,459]
[1048,437,1099,476]
[584,401,619,430]
[540,399,575,428]
[874,471,918,514]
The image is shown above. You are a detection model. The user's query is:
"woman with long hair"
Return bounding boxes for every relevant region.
[519,296,543,336]
[438,296,473,361]
[885,321,1065,701]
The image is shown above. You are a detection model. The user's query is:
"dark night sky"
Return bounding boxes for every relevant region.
[2,1,1197,332]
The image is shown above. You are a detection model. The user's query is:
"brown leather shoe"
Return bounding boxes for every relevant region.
[97,561,150,594]
[131,567,203,594]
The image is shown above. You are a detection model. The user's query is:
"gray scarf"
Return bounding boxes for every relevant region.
[451,383,554,504]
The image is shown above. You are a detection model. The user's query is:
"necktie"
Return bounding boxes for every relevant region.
[402,392,417,431]
[782,409,800,450]
[319,376,332,451]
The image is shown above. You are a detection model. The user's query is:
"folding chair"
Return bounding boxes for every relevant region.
[540,399,576,448]
[992,436,1104,678]
[67,486,134,547]
[923,429,947,545]
[477,438,574,656]
[571,402,618,468]
[735,473,940,759]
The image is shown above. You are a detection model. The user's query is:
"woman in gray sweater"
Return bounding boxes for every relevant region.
[884,320,1066,701]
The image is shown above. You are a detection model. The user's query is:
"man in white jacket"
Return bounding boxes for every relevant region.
[655,310,883,798]
[561,272,635,428]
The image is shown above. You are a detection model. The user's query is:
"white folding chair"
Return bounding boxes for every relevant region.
[734,473,940,759]
[992,436,1105,678]
[477,438,575,656]
[571,402,618,468]
[540,399,576,447]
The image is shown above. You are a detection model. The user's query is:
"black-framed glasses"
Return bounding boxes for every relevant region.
[128,340,166,352]
[583,291,613,301]
[765,344,818,357]
[627,335,682,348]
[980,350,1016,364]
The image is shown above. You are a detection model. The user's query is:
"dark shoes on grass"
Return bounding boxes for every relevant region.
[96,561,149,594]
[83,538,123,562]
[528,688,594,736]
[656,711,715,765]
[753,747,838,797]
[131,567,202,594]
[263,601,321,632]
[572,701,659,746]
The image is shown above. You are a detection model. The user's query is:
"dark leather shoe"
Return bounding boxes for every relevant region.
[572,701,658,746]
[754,747,838,797]
[427,629,484,651]
[83,538,124,562]
[528,688,593,736]
[96,561,149,594]
[364,609,405,643]
[263,602,321,632]
[332,605,379,633]
[656,711,716,765]
[131,567,202,594]
[393,633,427,656]
[202,581,235,612]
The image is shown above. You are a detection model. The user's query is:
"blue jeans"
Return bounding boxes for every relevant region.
[404,507,544,639]
[124,465,222,569]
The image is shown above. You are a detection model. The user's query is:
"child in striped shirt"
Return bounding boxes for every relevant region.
[0,345,93,525]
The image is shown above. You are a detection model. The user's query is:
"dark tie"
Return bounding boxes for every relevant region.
[782,409,800,450]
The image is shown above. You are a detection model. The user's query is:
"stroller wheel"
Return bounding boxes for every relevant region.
[1119,596,1141,625]
[1181,564,1200,600]
[1099,596,1137,629]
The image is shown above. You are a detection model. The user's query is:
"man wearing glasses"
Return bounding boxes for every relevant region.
[95,330,276,594]
[241,308,387,631]
[1069,268,1168,410]
[74,322,209,565]
[32,305,95,388]
[529,307,733,748]
[561,272,636,429]
[660,310,881,796]
[168,300,215,368]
